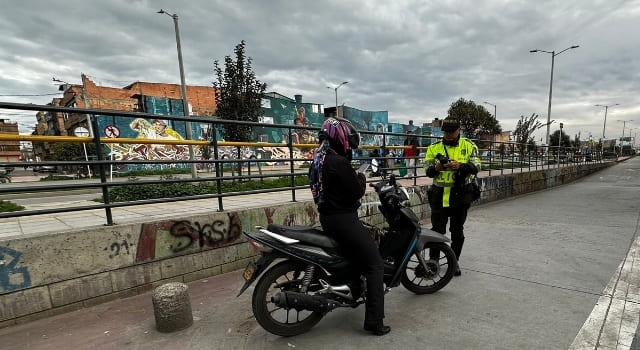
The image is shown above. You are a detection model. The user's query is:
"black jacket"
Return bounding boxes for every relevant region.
[317,152,366,215]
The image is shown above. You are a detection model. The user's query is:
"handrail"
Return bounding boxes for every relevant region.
[0,101,615,224]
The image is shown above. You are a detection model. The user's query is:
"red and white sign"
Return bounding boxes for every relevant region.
[104,125,120,138]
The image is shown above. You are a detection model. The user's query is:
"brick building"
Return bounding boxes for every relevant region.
[34,74,218,160]
[0,119,21,162]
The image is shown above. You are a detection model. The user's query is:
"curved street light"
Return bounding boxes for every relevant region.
[158,9,196,178]
[617,118,634,141]
[595,103,619,139]
[483,101,497,147]
[326,81,348,117]
[529,45,579,147]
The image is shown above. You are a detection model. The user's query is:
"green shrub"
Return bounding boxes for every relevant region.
[119,168,191,177]
[0,200,25,212]
[39,174,74,181]
[102,175,310,203]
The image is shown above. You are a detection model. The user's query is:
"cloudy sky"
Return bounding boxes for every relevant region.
[1,0,639,143]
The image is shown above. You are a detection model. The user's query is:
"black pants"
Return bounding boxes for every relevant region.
[320,212,385,324]
[428,188,470,260]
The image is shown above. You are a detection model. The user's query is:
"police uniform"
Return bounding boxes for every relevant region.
[424,118,480,271]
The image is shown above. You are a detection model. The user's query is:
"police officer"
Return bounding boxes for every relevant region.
[424,117,481,276]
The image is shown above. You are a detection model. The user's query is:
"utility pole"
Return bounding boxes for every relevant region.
[158,9,197,178]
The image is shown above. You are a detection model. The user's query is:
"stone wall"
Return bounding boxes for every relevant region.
[0,162,611,327]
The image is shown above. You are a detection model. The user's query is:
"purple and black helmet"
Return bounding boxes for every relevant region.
[319,117,360,152]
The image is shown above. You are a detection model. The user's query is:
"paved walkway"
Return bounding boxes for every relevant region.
[1,159,638,349]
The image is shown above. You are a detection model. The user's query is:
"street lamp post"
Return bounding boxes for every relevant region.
[158,9,197,178]
[483,101,497,149]
[326,82,348,117]
[530,45,579,148]
[558,122,563,167]
[617,119,633,152]
[595,103,619,140]
[595,104,619,157]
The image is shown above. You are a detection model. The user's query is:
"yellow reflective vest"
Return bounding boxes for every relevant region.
[425,138,481,207]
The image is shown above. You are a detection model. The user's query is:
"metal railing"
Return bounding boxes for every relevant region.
[0,101,614,224]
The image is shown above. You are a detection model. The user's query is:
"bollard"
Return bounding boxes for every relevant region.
[152,282,194,332]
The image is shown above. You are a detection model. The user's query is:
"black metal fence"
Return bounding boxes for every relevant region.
[0,102,612,224]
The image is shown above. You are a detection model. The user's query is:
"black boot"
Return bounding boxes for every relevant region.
[364,322,391,336]
[454,261,461,276]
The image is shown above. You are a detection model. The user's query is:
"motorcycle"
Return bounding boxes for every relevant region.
[237,169,457,337]
[0,167,13,183]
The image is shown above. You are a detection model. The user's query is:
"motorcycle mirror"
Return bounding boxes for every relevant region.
[371,158,378,173]
[399,187,410,202]
[389,173,396,186]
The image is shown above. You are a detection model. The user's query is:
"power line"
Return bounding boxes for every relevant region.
[85,74,137,86]
[0,93,61,97]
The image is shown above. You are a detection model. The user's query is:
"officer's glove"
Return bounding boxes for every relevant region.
[426,166,438,178]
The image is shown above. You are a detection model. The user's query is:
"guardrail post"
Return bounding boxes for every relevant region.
[288,127,296,202]
[91,116,113,225]
[211,123,223,212]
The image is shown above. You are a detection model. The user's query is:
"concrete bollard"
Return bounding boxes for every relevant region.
[152,282,194,333]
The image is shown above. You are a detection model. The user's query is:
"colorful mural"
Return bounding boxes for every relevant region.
[95,94,427,168]
[258,95,324,144]
[96,96,204,170]
[340,106,389,147]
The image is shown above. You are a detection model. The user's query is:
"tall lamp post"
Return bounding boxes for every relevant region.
[557,122,563,167]
[483,101,497,149]
[158,9,197,178]
[595,103,618,156]
[595,103,619,140]
[529,45,579,148]
[326,81,348,117]
[617,119,634,153]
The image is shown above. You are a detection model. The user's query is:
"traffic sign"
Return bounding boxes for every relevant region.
[74,127,89,137]
[104,125,121,138]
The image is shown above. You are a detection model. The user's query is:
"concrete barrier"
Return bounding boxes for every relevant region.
[0,162,612,327]
[152,282,193,332]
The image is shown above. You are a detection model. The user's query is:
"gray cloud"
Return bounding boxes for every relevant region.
[1,0,639,140]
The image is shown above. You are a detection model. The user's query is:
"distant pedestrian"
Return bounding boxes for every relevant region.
[403,130,419,176]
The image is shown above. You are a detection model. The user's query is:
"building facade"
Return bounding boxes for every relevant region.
[0,119,21,163]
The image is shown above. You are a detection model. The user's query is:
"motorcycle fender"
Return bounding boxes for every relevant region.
[417,228,451,249]
[236,254,278,297]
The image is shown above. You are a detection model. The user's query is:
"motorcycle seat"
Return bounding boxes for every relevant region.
[266,224,338,249]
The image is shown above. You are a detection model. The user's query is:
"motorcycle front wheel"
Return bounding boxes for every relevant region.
[252,260,325,337]
[401,242,456,294]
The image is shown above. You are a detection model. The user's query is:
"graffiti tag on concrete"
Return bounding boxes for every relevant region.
[0,246,32,293]
[135,212,242,262]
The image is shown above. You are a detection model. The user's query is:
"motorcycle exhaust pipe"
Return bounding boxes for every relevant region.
[271,291,340,312]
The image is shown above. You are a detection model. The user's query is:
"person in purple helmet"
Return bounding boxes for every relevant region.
[309,117,390,336]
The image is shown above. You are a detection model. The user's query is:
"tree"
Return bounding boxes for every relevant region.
[512,113,544,156]
[572,135,579,149]
[447,98,501,141]
[49,142,96,161]
[213,40,267,142]
[549,130,571,149]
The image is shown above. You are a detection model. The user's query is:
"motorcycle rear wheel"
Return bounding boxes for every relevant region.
[252,260,325,337]
[401,242,456,294]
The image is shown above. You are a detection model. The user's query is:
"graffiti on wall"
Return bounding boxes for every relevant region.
[0,246,31,293]
[263,204,318,227]
[135,212,242,262]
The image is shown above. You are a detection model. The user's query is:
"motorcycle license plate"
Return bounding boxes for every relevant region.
[242,261,257,281]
